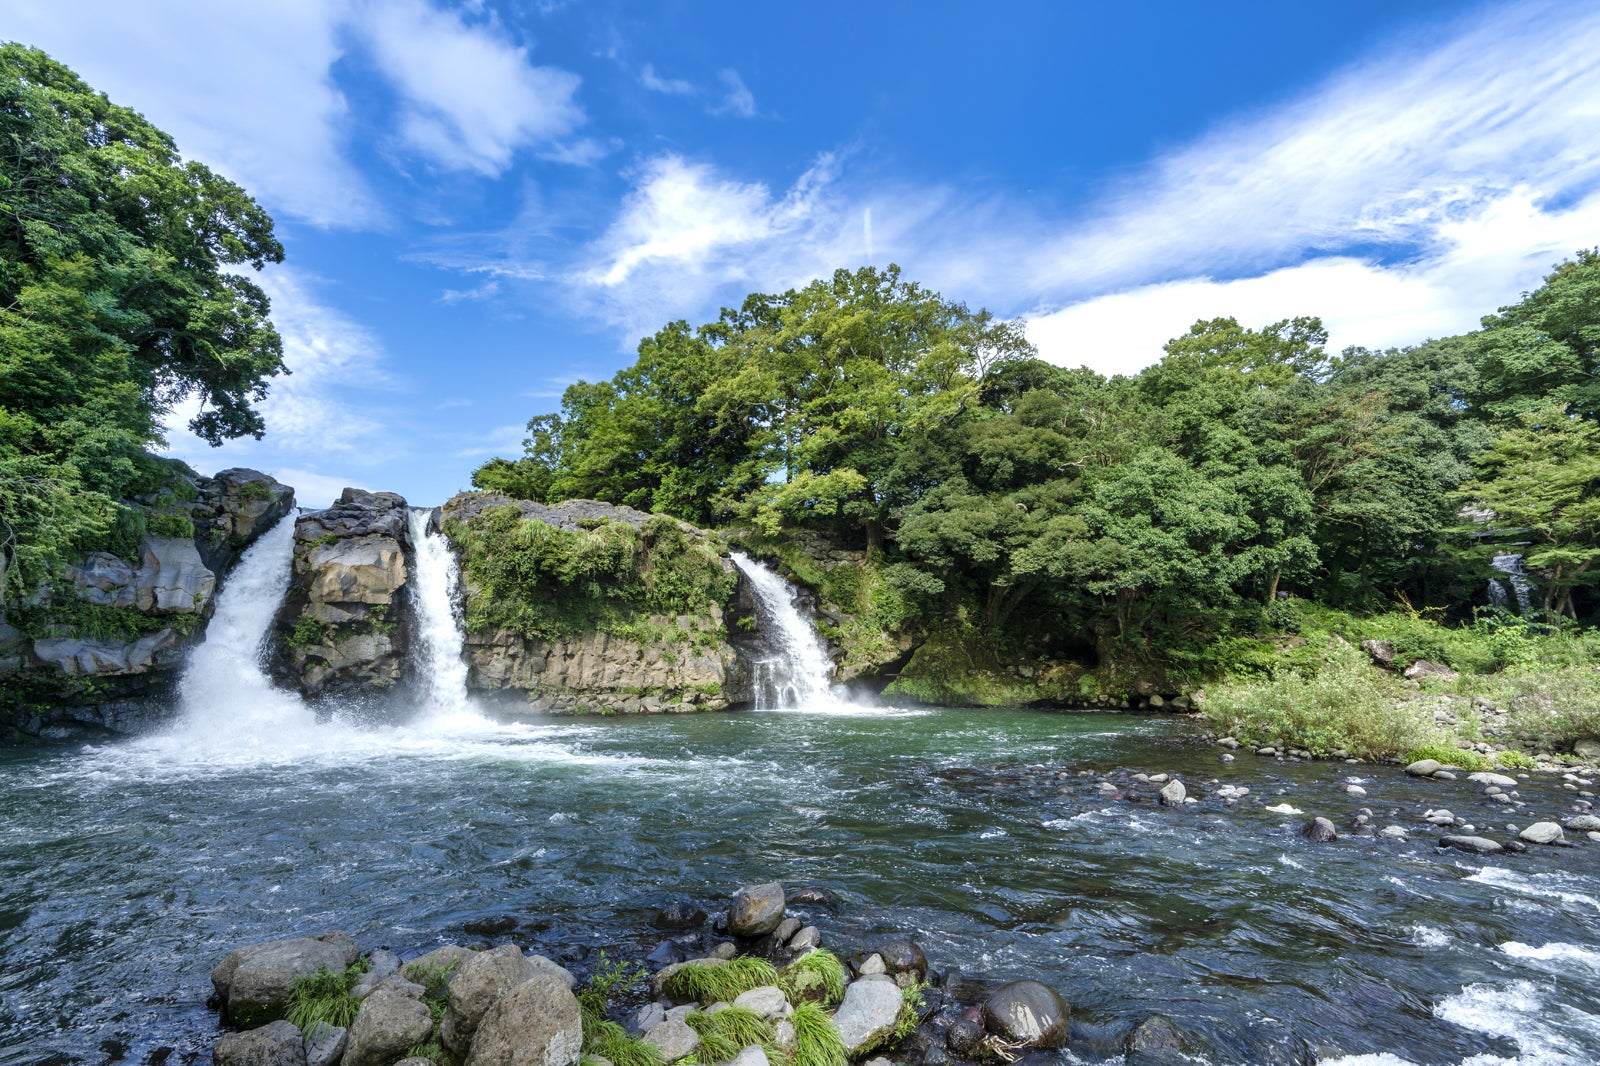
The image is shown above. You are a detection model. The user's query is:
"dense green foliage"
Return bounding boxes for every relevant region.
[444,506,736,641]
[0,45,283,600]
[482,254,1600,680]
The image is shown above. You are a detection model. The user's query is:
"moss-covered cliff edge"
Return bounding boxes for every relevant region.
[1,467,294,739]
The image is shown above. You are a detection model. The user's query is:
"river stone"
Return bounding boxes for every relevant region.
[1360,639,1396,669]
[875,938,928,979]
[1301,817,1338,842]
[1520,822,1564,845]
[947,1016,987,1056]
[774,917,802,944]
[1125,1014,1186,1061]
[442,944,536,1055]
[1440,835,1504,855]
[787,886,839,907]
[528,954,578,990]
[729,1047,770,1066]
[633,1003,666,1035]
[303,1024,347,1066]
[214,1021,306,1066]
[642,1019,700,1062]
[211,931,360,1025]
[656,901,708,930]
[733,985,792,1019]
[1158,780,1186,807]
[858,953,887,976]
[1468,772,1519,788]
[789,926,821,951]
[984,980,1069,1048]
[1405,759,1441,777]
[774,1019,798,1050]
[344,992,434,1066]
[729,882,786,937]
[831,974,904,1055]
[466,974,583,1066]
[1563,814,1600,832]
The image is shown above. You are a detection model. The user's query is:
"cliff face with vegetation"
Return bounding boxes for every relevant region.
[442,493,756,714]
[1,468,293,738]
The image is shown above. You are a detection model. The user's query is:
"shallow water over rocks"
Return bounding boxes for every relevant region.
[2,707,1598,1065]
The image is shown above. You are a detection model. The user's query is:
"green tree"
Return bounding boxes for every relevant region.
[0,43,285,598]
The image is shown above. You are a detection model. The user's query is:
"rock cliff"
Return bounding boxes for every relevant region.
[441,494,756,714]
[270,488,415,700]
[1,468,294,740]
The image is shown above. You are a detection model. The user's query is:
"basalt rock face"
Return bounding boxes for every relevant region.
[442,494,756,715]
[1,469,293,741]
[270,489,415,700]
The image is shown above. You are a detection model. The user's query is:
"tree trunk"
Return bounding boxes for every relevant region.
[1266,569,1282,605]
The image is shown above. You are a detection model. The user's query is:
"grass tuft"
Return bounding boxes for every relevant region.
[663,957,779,1005]
[687,1006,775,1062]
[789,1002,846,1066]
[285,962,367,1032]
[778,951,845,1007]
[1403,743,1492,771]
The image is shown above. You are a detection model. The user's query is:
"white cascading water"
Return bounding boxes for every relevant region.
[408,507,476,720]
[730,552,840,709]
[1488,553,1535,614]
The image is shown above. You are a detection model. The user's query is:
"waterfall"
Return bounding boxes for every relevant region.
[730,552,840,709]
[408,508,474,718]
[172,512,322,746]
[1488,553,1534,614]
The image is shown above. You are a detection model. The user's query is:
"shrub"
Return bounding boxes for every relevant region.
[287,615,329,648]
[1403,744,1492,771]
[1496,749,1537,769]
[147,512,195,539]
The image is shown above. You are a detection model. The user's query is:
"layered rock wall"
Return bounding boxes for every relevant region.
[270,489,415,700]
[1,469,294,739]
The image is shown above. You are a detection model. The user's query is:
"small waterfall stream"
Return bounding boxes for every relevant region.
[1489,553,1535,614]
[408,508,475,718]
[730,552,840,709]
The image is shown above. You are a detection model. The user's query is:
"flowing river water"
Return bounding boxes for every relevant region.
[2,522,1598,1065]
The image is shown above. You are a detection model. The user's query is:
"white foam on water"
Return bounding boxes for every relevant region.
[1410,924,1451,948]
[1468,866,1600,914]
[1501,941,1600,969]
[1320,1056,1420,1066]
[731,551,850,711]
[1434,979,1600,1066]
[408,507,480,723]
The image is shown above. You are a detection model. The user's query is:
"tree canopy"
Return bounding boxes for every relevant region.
[481,251,1600,673]
[0,44,285,598]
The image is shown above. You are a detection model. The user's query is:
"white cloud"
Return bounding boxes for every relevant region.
[162,268,398,478]
[351,0,584,175]
[640,63,695,96]
[0,0,379,227]
[714,68,756,118]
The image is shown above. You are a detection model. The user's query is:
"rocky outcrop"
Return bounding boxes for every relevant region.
[2,468,293,741]
[211,930,360,1026]
[443,494,755,715]
[271,488,414,700]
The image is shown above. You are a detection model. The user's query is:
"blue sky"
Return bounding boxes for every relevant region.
[6,0,1600,506]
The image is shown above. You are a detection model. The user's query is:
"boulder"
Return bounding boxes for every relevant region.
[344,991,434,1066]
[442,944,537,1055]
[773,917,802,944]
[874,938,928,979]
[303,1024,348,1066]
[1403,661,1459,682]
[194,468,296,574]
[984,980,1069,1048]
[1468,772,1519,788]
[789,926,821,952]
[656,901,708,930]
[211,931,360,1025]
[733,985,792,1019]
[830,974,904,1055]
[1575,738,1600,762]
[1125,1014,1187,1063]
[1563,814,1600,832]
[1404,759,1441,777]
[527,954,577,990]
[1158,780,1186,807]
[214,1021,306,1066]
[641,1019,700,1062]
[1519,822,1564,845]
[1359,639,1396,669]
[729,882,786,938]
[466,974,583,1066]
[1440,835,1504,855]
[1301,817,1338,843]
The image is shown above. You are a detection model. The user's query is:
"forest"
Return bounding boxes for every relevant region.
[474,256,1600,682]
